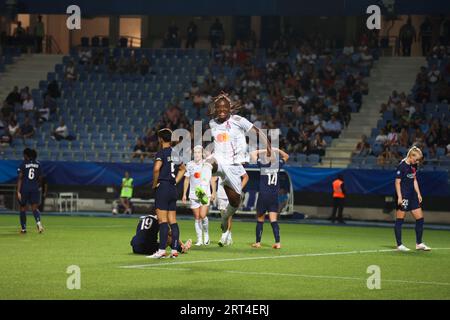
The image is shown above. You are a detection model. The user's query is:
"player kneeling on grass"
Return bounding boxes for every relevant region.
[182,145,216,246]
[130,213,192,255]
[149,128,186,259]
[250,148,289,249]
[394,146,431,252]
[17,148,44,234]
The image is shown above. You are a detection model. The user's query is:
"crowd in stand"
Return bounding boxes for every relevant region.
[352,44,450,166]
[143,33,374,160]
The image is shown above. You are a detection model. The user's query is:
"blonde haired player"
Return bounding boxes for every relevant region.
[394,146,431,252]
[195,92,269,247]
[182,145,216,246]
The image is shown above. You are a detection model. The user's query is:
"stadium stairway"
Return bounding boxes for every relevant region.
[321,56,426,168]
[0,54,63,102]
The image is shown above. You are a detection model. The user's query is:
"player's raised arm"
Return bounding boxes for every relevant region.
[274,148,289,162]
[251,126,272,157]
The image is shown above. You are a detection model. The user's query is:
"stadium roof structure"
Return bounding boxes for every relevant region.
[1,0,450,16]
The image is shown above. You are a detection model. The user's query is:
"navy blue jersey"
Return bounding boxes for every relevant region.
[17,160,42,192]
[155,147,180,184]
[257,159,285,194]
[131,215,159,247]
[396,159,418,197]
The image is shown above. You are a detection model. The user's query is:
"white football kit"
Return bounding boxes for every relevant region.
[209,115,253,195]
[216,177,229,211]
[185,160,210,209]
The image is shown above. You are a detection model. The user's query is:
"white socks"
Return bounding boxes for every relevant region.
[202,217,209,243]
[195,219,203,243]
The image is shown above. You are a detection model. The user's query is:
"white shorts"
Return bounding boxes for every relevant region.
[190,198,210,209]
[216,163,246,195]
[217,198,229,211]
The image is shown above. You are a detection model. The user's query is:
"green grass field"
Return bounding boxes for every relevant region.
[1,214,450,300]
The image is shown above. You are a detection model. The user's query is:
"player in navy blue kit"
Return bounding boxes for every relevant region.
[17,148,44,233]
[250,148,289,249]
[148,128,186,259]
[131,213,192,255]
[395,146,431,252]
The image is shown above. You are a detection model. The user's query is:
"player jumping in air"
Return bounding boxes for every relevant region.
[195,92,270,247]
[17,148,44,233]
[250,148,289,249]
[182,145,216,246]
[148,129,186,259]
[394,146,431,252]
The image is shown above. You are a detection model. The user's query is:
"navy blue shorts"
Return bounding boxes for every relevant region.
[155,181,177,211]
[18,190,41,206]
[256,192,278,215]
[397,194,421,212]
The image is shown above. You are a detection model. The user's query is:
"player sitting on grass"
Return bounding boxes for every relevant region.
[195,92,266,247]
[17,148,44,234]
[149,128,186,259]
[394,146,431,252]
[250,148,289,249]
[182,145,216,246]
[130,213,192,255]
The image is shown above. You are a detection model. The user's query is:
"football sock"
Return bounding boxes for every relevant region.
[271,221,280,243]
[158,222,169,250]
[170,223,180,250]
[394,218,404,246]
[194,219,202,242]
[32,209,41,223]
[202,217,209,241]
[222,205,237,231]
[20,211,26,230]
[256,221,264,243]
[415,218,424,244]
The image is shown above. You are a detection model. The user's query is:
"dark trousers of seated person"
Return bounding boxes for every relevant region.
[54,133,75,141]
[330,197,345,222]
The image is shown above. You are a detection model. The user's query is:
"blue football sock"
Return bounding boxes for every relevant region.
[415,218,424,244]
[32,209,41,223]
[20,211,26,230]
[158,222,169,250]
[256,221,264,243]
[394,219,404,246]
[170,223,180,250]
[271,221,280,243]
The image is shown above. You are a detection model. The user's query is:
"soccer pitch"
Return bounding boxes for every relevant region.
[0,214,450,300]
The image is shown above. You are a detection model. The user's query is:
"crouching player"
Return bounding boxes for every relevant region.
[17,148,44,233]
[131,214,192,255]
[149,128,186,258]
[250,148,289,249]
[394,146,431,252]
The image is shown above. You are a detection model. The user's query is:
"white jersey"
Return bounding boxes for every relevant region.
[185,160,210,199]
[210,115,253,165]
[217,177,227,200]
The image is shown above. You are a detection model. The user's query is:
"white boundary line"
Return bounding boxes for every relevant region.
[118,248,450,269]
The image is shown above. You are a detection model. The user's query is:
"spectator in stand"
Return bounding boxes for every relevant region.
[375,128,389,145]
[0,127,12,147]
[186,21,198,49]
[323,115,342,138]
[309,133,327,156]
[399,17,416,57]
[5,86,21,109]
[132,138,148,162]
[20,86,30,103]
[387,127,399,146]
[415,82,431,103]
[427,64,441,85]
[165,21,180,48]
[377,146,399,166]
[353,135,371,156]
[19,117,35,140]
[8,119,20,138]
[64,61,77,84]
[78,47,92,66]
[419,17,433,56]
[22,94,35,116]
[399,128,410,148]
[34,16,45,53]
[46,80,61,99]
[52,120,75,141]
[209,18,224,49]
